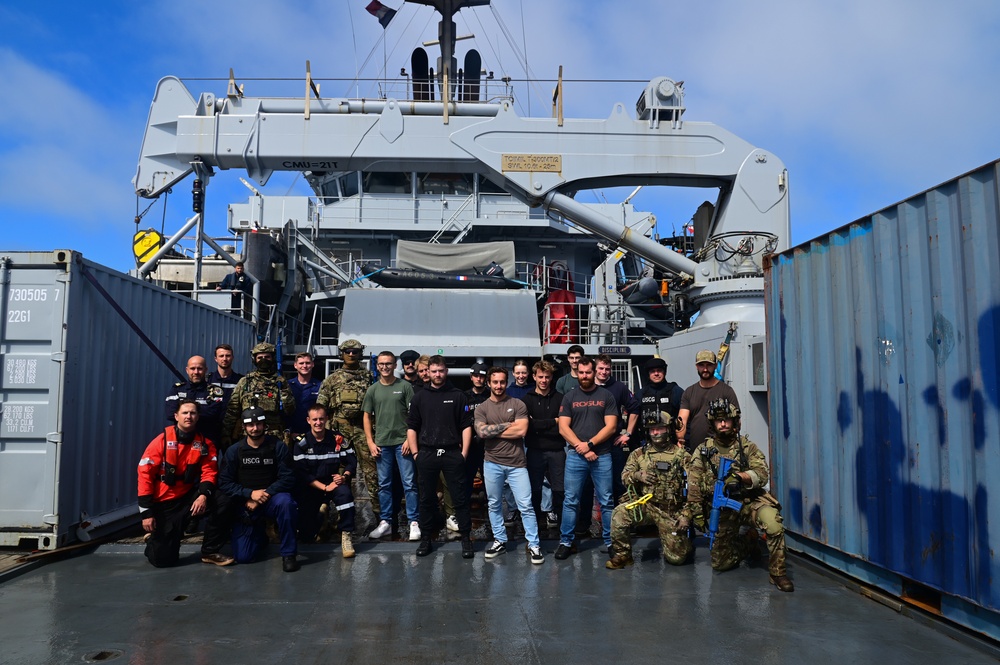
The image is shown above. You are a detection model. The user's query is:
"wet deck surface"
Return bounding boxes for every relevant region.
[1,536,994,665]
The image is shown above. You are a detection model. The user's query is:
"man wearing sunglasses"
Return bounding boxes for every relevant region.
[318,339,379,518]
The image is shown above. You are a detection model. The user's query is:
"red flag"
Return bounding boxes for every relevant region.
[366,1,397,28]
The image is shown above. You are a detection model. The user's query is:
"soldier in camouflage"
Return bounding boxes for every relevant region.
[221,342,295,450]
[686,398,794,592]
[317,339,379,516]
[606,411,693,569]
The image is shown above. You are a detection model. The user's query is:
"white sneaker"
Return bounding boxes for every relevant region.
[445,515,459,532]
[369,520,391,540]
[408,521,422,542]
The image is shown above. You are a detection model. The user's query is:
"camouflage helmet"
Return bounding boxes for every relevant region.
[241,406,267,424]
[644,410,677,431]
[646,410,677,447]
[338,338,364,353]
[706,398,740,423]
[251,342,276,356]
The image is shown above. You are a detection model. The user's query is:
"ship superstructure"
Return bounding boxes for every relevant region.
[132,0,789,444]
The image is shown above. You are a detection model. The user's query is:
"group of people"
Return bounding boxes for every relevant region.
[138,341,792,591]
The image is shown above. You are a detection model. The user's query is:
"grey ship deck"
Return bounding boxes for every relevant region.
[1,538,994,664]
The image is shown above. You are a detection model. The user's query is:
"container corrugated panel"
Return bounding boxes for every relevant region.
[765,160,1000,636]
[0,250,254,548]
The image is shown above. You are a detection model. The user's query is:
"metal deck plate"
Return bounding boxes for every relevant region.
[1,538,992,664]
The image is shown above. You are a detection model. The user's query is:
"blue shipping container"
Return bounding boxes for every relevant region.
[765,160,1000,639]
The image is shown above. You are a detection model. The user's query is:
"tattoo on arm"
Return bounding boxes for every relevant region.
[475,421,510,438]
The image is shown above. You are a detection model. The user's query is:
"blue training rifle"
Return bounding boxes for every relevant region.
[708,456,743,550]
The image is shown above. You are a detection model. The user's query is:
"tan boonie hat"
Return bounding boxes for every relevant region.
[695,350,717,364]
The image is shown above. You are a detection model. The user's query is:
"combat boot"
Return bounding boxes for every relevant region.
[770,574,794,592]
[341,531,355,559]
[605,551,634,570]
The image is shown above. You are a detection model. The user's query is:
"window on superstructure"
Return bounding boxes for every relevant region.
[363,172,412,194]
[417,173,474,196]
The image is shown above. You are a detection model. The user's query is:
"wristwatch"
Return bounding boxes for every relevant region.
[587,441,595,451]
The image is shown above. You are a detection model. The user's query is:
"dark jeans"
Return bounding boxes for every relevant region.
[526,448,565,521]
[416,447,470,536]
[144,490,227,568]
[465,439,485,498]
[230,491,298,562]
[297,484,356,540]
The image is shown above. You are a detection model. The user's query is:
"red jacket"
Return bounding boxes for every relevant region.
[138,426,219,512]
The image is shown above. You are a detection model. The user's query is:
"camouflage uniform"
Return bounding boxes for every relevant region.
[222,343,295,449]
[687,433,787,578]
[317,342,378,516]
[609,443,694,565]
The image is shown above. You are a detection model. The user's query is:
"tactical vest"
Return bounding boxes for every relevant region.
[236,439,279,490]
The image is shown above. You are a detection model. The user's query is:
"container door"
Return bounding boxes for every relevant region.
[0,263,68,545]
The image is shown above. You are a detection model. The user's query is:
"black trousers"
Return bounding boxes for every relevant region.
[297,484,356,539]
[144,491,226,567]
[416,447,470,536]
[526,448,565,521]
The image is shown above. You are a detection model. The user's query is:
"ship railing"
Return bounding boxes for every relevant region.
[540,300,647,346]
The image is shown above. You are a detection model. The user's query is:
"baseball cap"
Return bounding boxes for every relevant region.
[695,350,717,364]
[470,362,488,376]
[400,350,420,364]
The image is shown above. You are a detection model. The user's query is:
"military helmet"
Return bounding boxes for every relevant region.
[251,342,276,356]
[241,406,267,424]
[706,398,740,422]
[643,409,676,430]
[338,339,364,352]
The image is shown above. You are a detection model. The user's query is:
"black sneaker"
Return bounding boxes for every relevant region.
[416,539,433,557]
[554,541,577,560]
[527,545,544,565]
[461,536,475,559]
[282,555,300,573]
[484,540,507,559]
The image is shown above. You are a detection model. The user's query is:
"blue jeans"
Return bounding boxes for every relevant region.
[483,461,539,548]
[560,451,613,547]
[376,444,419,523]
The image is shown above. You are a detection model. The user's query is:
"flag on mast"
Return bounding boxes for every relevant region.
[366,1,397,28]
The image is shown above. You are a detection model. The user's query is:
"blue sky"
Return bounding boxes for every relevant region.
[2,1,998,272]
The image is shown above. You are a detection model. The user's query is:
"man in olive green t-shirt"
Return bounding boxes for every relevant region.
[362,351,419,540]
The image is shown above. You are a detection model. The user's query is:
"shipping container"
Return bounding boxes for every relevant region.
[0,250,254,549]
[765,160,1000,640]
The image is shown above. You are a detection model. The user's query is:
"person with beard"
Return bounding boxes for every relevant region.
[138,399,233,568]
[554,357,618,560]
[219,406,300,572]
[406,356,475,559]
[606,411,692,569]
[685,398,793,592]
[208,343,243,410]
[164,355,225,442]
[399,349,423,391]
[677,350,739,452]
[475,367,543,564]
[222,342,295,450]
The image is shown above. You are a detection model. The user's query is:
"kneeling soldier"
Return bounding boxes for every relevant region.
[686,398,793,592]
[607,411,693,569]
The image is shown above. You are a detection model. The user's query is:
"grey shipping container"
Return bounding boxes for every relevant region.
[0,250,254,549]
[765,160,1000,640]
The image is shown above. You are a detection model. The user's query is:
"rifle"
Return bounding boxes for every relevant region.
[708,456,743,550]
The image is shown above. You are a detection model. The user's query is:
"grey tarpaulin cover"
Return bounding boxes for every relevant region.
[395,240,515,276]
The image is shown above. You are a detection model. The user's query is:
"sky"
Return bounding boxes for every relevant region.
[1,0,998,272]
